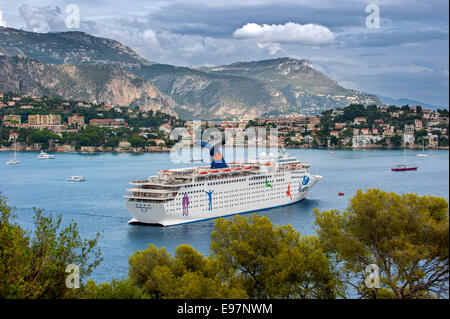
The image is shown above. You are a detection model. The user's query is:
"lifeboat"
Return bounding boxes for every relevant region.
[210,170,219,173]
[222,169,231,172]
[265,162,271,166]
[162,170,169,172]
[199,171,208,175]
[244,167,252,170]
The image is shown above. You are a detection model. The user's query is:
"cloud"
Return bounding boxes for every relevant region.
[3,0,447,106]
[233,22,335,45]
[17,4,94,33]
[256,42,282,55]
[18,4,64,32]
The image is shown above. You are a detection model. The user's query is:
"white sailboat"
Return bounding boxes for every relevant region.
[416,139,429,157]
[6,133,19,165]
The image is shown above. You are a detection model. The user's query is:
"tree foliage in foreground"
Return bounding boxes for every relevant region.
[83,215,339,299]
[210,215,339,298]
[0,195,102,298]
[314,188,449,299]
[127,244,247,299]
[2,188,448,299]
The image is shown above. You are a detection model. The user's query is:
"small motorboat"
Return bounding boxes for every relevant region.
[189,157,203,162]
[67,175,86,182]
[391,165,418,171]
[37,151,55,159]
[338,192,345,196]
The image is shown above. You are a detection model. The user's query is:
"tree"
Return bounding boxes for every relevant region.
[390,134,403,147]
[99,214,339,299]
[210,214,340,299]
[78,279,148,299]
[129,133,145,148]
[414,128,428,142]
[329,135,339,146]
[128,244,246,299]
[314,189,449,299]
[0,194,102,298]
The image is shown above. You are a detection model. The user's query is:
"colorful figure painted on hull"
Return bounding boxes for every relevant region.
[205,190,214,211]
[182,193,189,216]
[286,184,292,200]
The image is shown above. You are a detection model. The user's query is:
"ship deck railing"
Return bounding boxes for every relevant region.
[129,161,310,186]
[125,192,177,200]
[127,188,180,194]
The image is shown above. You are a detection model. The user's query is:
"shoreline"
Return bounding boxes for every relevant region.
[1,145,448,154]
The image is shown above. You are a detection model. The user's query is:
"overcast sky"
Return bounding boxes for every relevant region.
[0,0,448,107]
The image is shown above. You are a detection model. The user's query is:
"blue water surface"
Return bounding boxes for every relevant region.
[0,148,448,283]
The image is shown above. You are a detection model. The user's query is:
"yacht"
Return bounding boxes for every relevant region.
[37,151,56,159]
[125,141,322,226]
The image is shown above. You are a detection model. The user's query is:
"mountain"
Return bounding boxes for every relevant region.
[194,57,383,114]
[377,95,444,110]
[130,64,291,120]
[0,27,151,68]
[0,54,177,116]
[0,27,384,119]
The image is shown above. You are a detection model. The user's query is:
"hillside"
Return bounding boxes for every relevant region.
[0,55,177,116]
[195,57,383,114]
[0,27,385,119]
[0,27,151,68]
[131,64,290,120]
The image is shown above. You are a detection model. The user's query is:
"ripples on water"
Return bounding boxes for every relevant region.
[0,148,448,283]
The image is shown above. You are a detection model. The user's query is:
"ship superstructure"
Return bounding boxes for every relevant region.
[125,141,321,226]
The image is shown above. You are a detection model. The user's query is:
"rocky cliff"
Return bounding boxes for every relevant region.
[0,55,177,116]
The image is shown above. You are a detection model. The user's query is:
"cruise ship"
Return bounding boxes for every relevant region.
[125,141,322,226]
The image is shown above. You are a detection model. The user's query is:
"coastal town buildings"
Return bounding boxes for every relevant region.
[68,115,85,127]
[0,93,449,152]
[28,114,61,125]
[89,119,126,128]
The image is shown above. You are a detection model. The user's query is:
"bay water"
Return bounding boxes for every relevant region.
[1,148,448,283]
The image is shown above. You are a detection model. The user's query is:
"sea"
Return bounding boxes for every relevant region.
[0,148,448,283]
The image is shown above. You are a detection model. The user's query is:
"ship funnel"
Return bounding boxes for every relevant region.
[200,140,227,168]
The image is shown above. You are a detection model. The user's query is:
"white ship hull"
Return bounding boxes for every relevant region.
[126,171,321,226]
